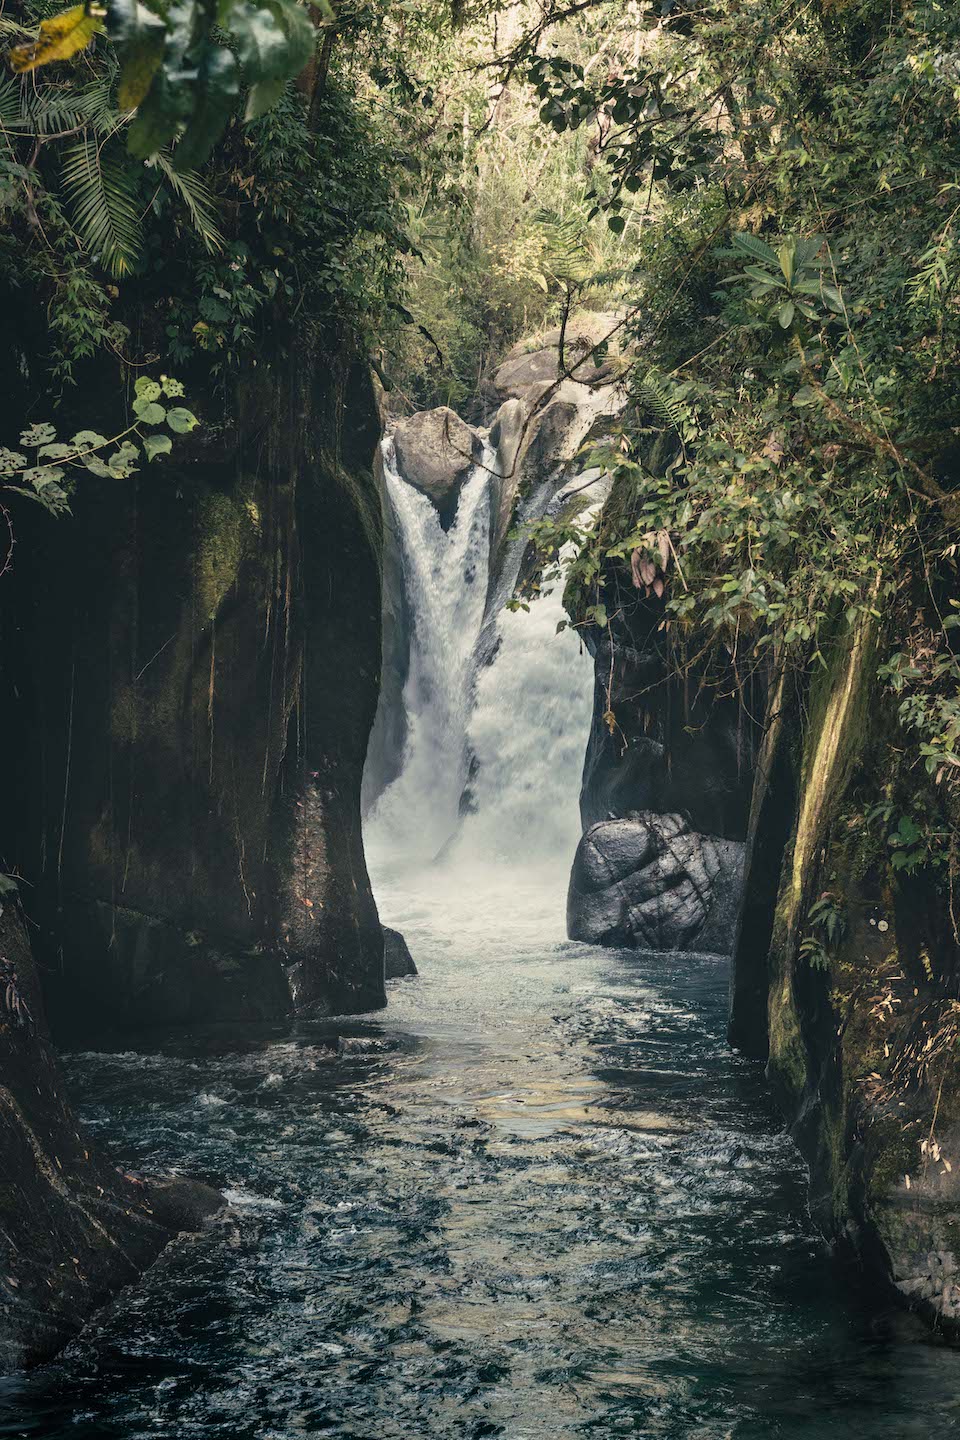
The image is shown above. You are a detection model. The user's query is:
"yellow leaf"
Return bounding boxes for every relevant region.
[9,4,104,73]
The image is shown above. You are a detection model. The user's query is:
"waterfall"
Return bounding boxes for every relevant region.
[365,432,602,941]
[365,441,494,868]
[453,531,596,868]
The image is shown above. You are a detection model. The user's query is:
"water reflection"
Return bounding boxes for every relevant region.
[3,925,960,1438]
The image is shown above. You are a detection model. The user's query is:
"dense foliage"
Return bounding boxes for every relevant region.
[514,0,960,861]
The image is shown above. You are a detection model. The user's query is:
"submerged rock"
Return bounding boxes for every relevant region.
[392,407,483,523]
[383,926,418,979]
[567,811,744,953]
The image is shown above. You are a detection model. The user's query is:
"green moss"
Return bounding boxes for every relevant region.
[195,487,256,622]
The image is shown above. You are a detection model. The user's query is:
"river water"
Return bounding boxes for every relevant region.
[4,445,960,1436]
[3,893,959,1438]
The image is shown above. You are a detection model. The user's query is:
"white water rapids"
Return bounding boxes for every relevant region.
[364,438,597,944]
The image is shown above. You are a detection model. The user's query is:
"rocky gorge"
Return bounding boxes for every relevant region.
[2,306,960,1405]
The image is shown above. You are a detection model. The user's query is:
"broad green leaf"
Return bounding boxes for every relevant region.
[143,432,173,461]
[777,300,795,329]
[20,423,57,447]
[134,377,162,401]
[110,0,169,111]
[134,397,166,424]
[72,430,107,452]
[128,71,186,161]
[0,448,27,475]
[731,232,780,268]
[171,46,241,171]
[166,406,199,433]
[9,4,104,73]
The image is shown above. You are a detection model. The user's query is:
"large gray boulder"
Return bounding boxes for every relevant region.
[393,407,483,523]
[567,812,744,953]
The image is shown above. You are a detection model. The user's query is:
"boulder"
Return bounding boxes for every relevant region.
[383,926,418,979]
[567,812,744,953]
[393,407,483,523]
[493,347,560,402]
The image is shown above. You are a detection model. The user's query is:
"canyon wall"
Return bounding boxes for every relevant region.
[730,617,960,1330]
[1,342,386,1038]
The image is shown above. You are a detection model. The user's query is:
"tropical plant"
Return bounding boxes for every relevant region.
[7,0,324,168]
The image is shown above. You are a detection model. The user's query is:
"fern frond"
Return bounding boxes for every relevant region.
[636,366,683,432]
[0,75,22,127]
[62,137,143,277]
[155,152,223,254]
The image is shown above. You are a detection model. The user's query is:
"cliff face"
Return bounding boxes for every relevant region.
[1,340,386,1037]
[731,618,960,1329]
[0,336,387,1362]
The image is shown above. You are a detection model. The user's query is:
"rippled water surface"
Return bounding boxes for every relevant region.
[3,865,960,1439]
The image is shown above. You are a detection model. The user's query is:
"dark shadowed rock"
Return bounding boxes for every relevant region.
[393,407,483,524]
[0,900,222,1370]
[0,348,386,1036]
[143,1175,226,1232]
[383,926,418,979]
[567,812,744,953]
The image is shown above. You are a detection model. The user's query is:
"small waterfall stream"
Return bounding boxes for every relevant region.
[365,442,495,867]
[364,433,598,938]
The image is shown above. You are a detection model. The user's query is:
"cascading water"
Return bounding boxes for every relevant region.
[365,434,600,947]
[13,423,956,1440]
[365,440,494,868]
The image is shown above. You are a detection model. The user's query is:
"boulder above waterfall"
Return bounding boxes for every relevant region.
[567,812,744,954]
[493,311,625,403]
[393,407,483,524]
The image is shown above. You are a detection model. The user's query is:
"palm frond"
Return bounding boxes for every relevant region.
[155,152,223,253]
[61,136,143,277]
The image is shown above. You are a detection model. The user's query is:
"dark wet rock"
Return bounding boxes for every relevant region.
[393,406,483,524]
[567,812,744,953]
[0,346,386,1035]
[383,926,418,979]
[142,1175,226,1232]
[337,1035,403,1057]
[0,900,219,1370]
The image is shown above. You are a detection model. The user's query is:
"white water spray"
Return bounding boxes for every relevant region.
[365,436,601,949]
[366,441,493,868]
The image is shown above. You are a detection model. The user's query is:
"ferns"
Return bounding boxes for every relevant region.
[3,66,223,279]
[635,366,684,432]
[62,137,143,277]
[155,153,223,254]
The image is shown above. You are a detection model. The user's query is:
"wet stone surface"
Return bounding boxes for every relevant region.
[2,930,960,1438]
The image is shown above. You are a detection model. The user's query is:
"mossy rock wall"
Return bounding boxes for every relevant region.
[0,338,386,1036]
[732,618,960,1330]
